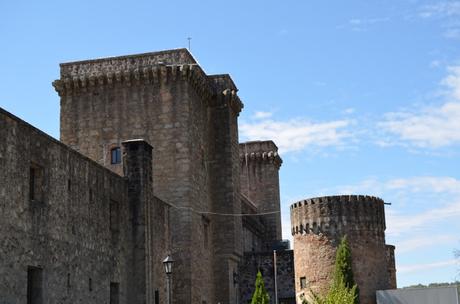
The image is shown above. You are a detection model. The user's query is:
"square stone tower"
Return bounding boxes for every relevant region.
[53,49,243,304]
[240,140,283,247]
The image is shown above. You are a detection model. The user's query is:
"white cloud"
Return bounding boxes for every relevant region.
[444,27,460,38]
[419,2,460,18]
[387,200,460,236]
[240,116,354,154]
[253,111,273,119]
[397,235,458,253]
[386,176,460,193]
[343,108,355,114]
[398,259,459,274]
[378,66,460,148]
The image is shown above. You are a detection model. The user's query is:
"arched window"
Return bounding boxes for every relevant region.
[111,147,121,164]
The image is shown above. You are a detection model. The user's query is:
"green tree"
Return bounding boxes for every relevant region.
[251,270,270,304]
[308,235,359,304]
[333,236,356,290]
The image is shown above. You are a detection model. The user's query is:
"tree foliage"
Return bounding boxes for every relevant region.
[251,270,270,304]
[333,236,356,291]
[307,235,359,304]
[309,281,358,304]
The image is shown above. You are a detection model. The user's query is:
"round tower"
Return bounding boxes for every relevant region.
[290,195,391,304]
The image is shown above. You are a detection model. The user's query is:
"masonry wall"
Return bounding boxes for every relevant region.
[240,141,282,248]
[54,49,244,304]
[0,108,131,304]
[291,195,394,304]
[239,250,295,304]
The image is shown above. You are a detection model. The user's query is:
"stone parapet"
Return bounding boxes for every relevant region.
[239,140,282,169]
[291,195,386,242]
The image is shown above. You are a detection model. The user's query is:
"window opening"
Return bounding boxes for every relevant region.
[110,282,120,304]
[111,147,121,164]
[27,266,43,304]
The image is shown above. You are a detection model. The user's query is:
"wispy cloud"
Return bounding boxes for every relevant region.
[378,66,460,148]
[253,111,273,119]
[398,259,459,274]
[387,200,460,236]
[240,112,354,154]
[419,1,460,39]
[419,1,460,18]
[397,235,458,253]
[339,17,390,32]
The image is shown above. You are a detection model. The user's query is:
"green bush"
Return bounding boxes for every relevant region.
[307,235,359,304]
[251,270,270,304]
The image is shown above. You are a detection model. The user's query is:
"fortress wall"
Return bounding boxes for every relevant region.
[291,195,391,304]
[54,50,244,304]
[0,108,130,304]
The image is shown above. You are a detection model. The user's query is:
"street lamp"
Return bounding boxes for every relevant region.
[163,255,174,304]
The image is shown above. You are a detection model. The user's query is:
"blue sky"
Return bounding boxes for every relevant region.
[1,0,459,287]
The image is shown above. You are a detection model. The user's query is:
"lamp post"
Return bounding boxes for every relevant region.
[163,255,174,304]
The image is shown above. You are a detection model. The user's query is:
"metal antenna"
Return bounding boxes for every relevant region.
[187,37,192,51]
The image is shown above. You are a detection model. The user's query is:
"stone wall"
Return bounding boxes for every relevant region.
[54,49,244,304]
[240,141,282,247]
[0,108,170,304]
[385,245,397,289]
[239,250,295,304]
[291,195,394,304]
[0,108,129,303]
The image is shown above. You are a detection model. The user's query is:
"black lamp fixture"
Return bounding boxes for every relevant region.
[163,255,174,275]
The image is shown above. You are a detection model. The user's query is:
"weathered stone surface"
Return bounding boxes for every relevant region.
[240,141,282,247]
[291,195,396,304]
[56,48,244,304]
[0,108,169,304]
[239,250,295,304]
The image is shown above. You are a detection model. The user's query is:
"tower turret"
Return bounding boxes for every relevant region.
[240,140,282,246]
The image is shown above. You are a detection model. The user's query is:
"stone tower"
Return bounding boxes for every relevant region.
[239,140,282,247]
[290,195,396,304]
[53,49,243,304]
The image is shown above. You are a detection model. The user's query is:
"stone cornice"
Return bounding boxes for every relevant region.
[53,64,215,101]
[240,150,282,169]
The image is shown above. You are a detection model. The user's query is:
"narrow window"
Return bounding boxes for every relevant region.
[67,179,71,192]
[29,167,36,201]
[27,266,43,304]
[300,277,307,289]
[88,278,92,292]
[111,147,121,164]
[29,164,44,202]
[154,290,159,304]
[67,273,71,290]
[110,200,120,233]
[204,222,209,249]
[202,216,210,249]
[110,282,120,304]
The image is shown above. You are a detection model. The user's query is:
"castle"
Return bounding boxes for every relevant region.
[0,48,395,304]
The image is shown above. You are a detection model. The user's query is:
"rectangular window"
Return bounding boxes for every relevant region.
[110,200,120,234]
[27,266,43,304]
[29,164,44,202]
[300,277,307,289]
[110,282,120,304]
[111,147,121,164]
[29,167,36,201]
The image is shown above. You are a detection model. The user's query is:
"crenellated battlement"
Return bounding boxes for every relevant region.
[52,49,243,114]
[239,140,282,169]
[290,195,386,240]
